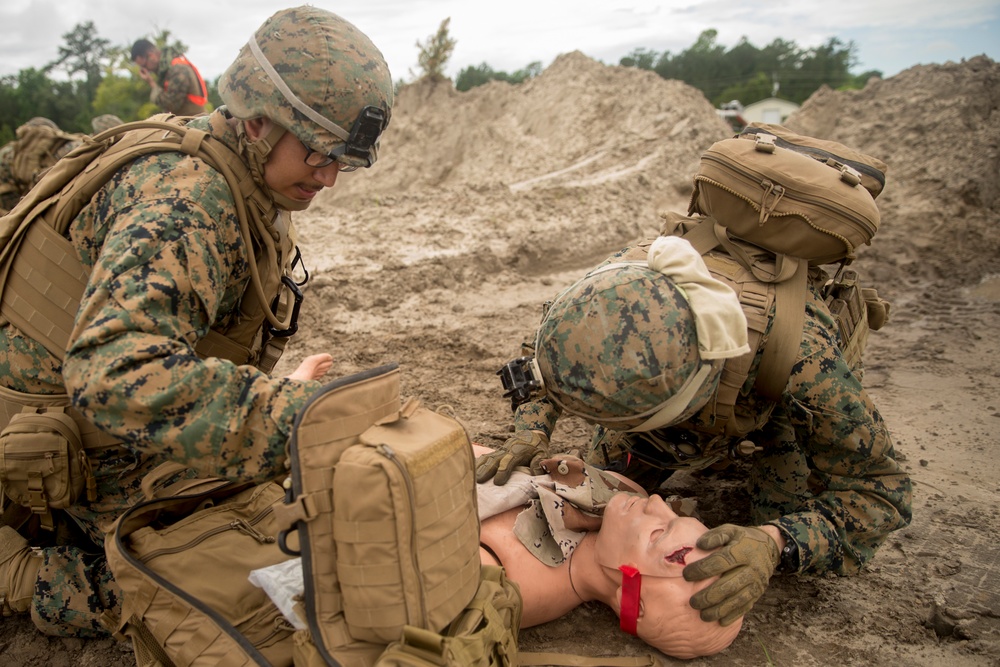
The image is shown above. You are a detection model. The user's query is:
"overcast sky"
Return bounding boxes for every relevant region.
[2,0,997,85]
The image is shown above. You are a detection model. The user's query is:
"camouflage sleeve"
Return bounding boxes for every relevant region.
[63,153,318,483]
[513,396,561,438]
[151,63,196,115]
[765,289,912,575]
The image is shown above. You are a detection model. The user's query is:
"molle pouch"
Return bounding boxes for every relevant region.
[0,406,95,528]
[824,269,890,374]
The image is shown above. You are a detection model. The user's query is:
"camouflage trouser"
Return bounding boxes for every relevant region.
[13,445,166,637]
[31,545,122,637]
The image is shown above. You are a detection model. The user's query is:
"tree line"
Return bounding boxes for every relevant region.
[2,20,879,145]
[455,28,879,105]
[0,23,221,145]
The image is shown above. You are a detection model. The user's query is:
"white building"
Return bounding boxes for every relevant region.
[741,97,801,125]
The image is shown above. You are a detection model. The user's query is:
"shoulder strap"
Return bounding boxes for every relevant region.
[679,215,808,402]
[753,258,807,400]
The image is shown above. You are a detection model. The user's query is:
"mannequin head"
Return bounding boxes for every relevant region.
[596,493,742,659]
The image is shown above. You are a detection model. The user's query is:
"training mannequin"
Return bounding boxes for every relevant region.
[474,444,742,660]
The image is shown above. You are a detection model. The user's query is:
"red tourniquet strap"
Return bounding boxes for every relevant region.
[619,565,641,635]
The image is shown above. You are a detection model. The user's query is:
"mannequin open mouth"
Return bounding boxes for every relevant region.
[665,546,693,565]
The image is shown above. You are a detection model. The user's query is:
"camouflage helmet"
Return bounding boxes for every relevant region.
[18,117,59,132]
[91,114,124,134]
[534,263,722,432]
[218,6,393,169]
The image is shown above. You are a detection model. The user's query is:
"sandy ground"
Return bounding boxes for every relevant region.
[2,52,999,666]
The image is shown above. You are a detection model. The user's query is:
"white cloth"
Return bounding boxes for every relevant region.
[247,558,308,630]
[647,235,750,360]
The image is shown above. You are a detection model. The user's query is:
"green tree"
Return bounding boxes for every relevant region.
[414,18,456,81]
[717,71,774,107]
[455,62,497,90]
[46,22,113,129]
[5,68,83,132]
[655,29,738,102]
[841,69,884,91]
[787,37,856,100]
[647,30,859,107]
[511,61,542,82]
[620,48,660,70]
[206,76,223,111]
[455,60,541,91]
[91,50,149,121]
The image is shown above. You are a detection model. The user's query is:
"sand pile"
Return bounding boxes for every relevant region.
[787,55,1000,288]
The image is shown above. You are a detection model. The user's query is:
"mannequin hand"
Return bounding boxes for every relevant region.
[475,430,548,485]
[683,524,780,626]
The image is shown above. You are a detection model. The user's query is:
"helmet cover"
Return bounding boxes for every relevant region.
[535,264,721,430]
[91,114,124,134]
[218,5,393,168]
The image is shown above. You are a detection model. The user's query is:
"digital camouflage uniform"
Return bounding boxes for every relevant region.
[149,48,208,116]
[512,243,913,579]
[0,109,323,636]
[0,5,392,638]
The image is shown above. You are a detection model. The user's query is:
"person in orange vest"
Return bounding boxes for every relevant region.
[130,38,209,116]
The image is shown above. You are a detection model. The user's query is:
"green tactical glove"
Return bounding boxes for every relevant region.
[682,524,780,626]
[475,430,549,485]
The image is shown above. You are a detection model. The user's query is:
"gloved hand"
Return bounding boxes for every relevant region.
[682,524,780,626]
[475,430,549,485]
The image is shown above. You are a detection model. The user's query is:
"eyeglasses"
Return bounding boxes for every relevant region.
[302,145,358,172]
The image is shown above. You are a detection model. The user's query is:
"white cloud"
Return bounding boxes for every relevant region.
[0,0,996,84]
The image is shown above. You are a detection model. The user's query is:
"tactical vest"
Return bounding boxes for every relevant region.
[169,55,209,107]
[605,212,889,471]
[0,114,302,443]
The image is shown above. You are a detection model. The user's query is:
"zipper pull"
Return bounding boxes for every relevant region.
[231,518,275,544]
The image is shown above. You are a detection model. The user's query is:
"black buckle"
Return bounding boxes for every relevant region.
[268,276,303,338]
[497,356,543,411]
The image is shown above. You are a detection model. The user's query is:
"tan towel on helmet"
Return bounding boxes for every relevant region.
[648,235,750,360]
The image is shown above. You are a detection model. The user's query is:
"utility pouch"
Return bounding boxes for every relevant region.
[824,269,890,374]
[0,406,95,529]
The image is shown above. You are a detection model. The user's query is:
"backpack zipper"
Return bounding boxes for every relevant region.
[698,154,878,242]
[739,128,886,191]
[138,505,275,564]
[375,443,428,628]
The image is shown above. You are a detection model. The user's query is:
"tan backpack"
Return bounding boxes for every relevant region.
[272,363,483,666]
[8,123,83,188]
[683,123,891,401]
[106,365,666,667]
[105,471,298,666]
[105,364,487,667]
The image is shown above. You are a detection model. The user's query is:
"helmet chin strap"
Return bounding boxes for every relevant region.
[237,121,313,213]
